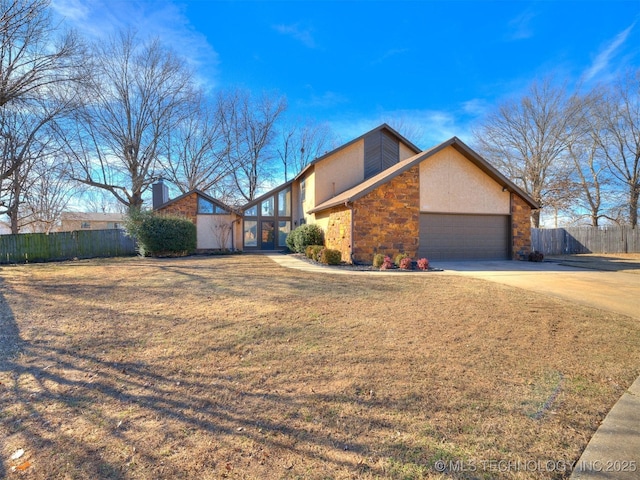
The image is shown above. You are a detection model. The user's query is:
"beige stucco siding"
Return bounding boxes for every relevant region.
[419,146,510,214]
[300,171,317,224]
[314,140,364,204]
[197,214,237,249]
[399,142,418,161]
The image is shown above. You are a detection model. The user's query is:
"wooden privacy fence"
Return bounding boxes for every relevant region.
[0,229,137,264]
[532,226,640,255]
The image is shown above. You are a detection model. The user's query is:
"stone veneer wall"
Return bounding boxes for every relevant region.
[511,193,533,260]
[323,206,352,263]
[351,166,420,263]
[156,193,198,224]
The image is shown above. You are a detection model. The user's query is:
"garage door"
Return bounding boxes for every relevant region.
[418,213,510,261]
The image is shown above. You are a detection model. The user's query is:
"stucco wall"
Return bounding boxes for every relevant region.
[419,146,510,214]
[314,140,364,204]
[197,215,237,250]
[399,142,418,161]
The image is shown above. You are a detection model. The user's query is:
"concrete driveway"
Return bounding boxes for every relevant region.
[432,259,640,320]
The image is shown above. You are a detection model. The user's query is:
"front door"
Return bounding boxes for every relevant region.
[261,221,275,250]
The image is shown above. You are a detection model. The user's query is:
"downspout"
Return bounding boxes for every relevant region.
[230,217,239,252]
[346,201,355,264]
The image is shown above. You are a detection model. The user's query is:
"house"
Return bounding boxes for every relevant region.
[241,124,538,262]
[153,124,539,262]
[0,220,11,235]
[59,212,127,232]
[152,181,243,251]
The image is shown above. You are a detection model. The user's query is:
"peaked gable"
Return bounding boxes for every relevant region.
[309,137,539,213]
[296,123,421,180]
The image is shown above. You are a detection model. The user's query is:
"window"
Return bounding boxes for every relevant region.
[278,221,290,246]
[261,196,274,216]
[198,197,214,214]
[278,187,291,216]
[300,178,306,202]
[81,222,91,229]
[198,197,228,214]
[245,205,258,216]
[244,221,257,247]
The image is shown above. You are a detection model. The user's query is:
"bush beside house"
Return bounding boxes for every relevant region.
[126,211,196,257]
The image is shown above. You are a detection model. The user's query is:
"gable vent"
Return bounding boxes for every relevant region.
[364,129,400,179]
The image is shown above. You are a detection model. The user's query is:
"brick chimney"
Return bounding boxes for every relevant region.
[152,179,169,210]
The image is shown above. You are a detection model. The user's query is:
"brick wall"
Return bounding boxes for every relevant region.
[156,193,198,223]
[351,166,420,263]
[323,206,352,263]
[511,193,533,260]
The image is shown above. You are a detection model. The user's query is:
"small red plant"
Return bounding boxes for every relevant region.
[399,256,413,270]
[417,257,429,270]
[380,255,394,270]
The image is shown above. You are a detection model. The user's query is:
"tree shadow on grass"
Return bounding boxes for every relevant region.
[0,276,432,478]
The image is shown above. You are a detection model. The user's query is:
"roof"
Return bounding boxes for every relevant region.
[156,189,240,215]
[295,123,422,180]
[309,136,540,213]
[60,212,126,222]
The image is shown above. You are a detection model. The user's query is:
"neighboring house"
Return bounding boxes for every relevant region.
[153,124,539,262]
[0,220,11,235]
[152,181,243,251]
[59,212,127,232]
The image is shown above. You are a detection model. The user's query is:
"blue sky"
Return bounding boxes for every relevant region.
[52,0,640,149]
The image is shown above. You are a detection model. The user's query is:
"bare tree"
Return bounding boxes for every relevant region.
[219,89,287,202]
[589,70,640,227]
[277,120,334,181]
[0,0,84,198]
[160,92,231,194]
[473,79,580,227]
[20,154,76,232]
[0,0,83,108]
[0,89,76,233]
[67,29,194,211]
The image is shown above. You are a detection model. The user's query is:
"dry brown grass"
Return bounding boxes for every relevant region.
[1,255,638,479]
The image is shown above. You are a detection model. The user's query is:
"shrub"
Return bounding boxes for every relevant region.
[380,255,394,270]
[286,224,324,253]
[528,251,544,262]
[305,245,324,261]
[372,253,385,268]
[126,210,196,257]
[399,256,413,270]
[417,258,429,270]
[394,253,409,267]
[319,248,342,265]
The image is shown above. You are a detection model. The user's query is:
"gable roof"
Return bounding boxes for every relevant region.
[156,189,240,215]
[295,123,422,180]
[308,136,540,213]
[60,212,126,222]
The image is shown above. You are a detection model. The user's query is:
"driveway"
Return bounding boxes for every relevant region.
[431,259,640,320]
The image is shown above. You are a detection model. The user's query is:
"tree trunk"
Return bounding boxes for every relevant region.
[531,209,541,228]
[630,185,639,228]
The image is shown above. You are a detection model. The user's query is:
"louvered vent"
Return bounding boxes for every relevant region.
[364,129,400,179]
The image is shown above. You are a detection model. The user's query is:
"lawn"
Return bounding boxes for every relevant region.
[1,255,639,479]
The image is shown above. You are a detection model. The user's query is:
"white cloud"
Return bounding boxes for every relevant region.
[51,0,219,86]
[328,107,476,150]
[506,8,537,41]
[582,21,636,83]
[370,48,409,65]
[272,23,316,48]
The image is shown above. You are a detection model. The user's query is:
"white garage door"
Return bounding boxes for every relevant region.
[418,213,510,261]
